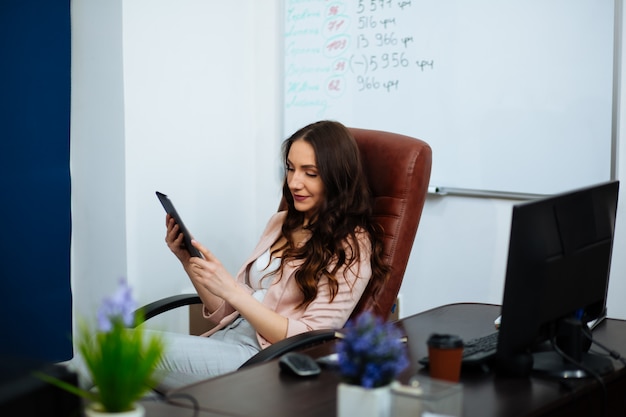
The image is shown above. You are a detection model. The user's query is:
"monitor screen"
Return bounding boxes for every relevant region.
[494,180,619,378]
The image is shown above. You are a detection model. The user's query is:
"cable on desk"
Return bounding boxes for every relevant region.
[582,326,626,366]
[582,326,626,417]
[165,392,199,417]
[551,336,607,417]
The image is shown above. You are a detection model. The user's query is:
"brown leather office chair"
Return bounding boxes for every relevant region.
[136,127,432,367]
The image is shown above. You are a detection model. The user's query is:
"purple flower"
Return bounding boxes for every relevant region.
[337,311,409,388]
[97,278,137,332]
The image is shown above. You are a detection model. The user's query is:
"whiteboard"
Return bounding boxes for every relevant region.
[283,0,615,195]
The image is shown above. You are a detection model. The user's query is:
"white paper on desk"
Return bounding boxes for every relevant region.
[423,412,455,417]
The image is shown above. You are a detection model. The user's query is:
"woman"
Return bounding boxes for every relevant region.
[159,120,389,389]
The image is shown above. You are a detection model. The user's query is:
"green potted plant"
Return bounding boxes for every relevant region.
[37,279,164,416]
[336,311,409,417]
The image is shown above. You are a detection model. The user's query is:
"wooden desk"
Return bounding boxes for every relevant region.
[166,303,626,417]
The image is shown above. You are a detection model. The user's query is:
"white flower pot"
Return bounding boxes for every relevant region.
[337,382,391,417]
[84,403,145,417]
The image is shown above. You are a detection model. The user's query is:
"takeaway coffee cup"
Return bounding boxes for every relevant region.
[427,334,464,383]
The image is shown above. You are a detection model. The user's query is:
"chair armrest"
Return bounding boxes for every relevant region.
[238,329,339,369]
[134,296,337,368]
[133,293,201,326]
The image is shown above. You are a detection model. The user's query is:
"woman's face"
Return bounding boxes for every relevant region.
[286,139,325,223]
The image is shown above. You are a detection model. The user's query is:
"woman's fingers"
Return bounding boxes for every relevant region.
[191,239,213,260]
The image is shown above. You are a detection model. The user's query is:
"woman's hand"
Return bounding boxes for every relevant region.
[186,239,241,301]
[165,214,192,263]
[169,230,289,343]
[189,239,289,343]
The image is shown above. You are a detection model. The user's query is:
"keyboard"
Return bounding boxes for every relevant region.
[419,331,499,366]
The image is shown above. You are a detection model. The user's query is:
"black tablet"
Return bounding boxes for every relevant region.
[156,191,203,258]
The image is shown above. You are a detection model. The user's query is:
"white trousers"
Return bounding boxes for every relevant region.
[153,316,261,392]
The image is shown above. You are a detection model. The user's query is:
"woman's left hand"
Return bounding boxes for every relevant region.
[186,239,241,301]
[188,240,289,344]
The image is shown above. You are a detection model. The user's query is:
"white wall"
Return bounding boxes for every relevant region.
[71,0,127,321]
[608,1,626,320]
[71,0,283,330]
[71,0,626,335]
[121,0,280,330]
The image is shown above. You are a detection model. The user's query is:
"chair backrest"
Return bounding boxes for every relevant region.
[348,128,432,320]
[280,128,432,319]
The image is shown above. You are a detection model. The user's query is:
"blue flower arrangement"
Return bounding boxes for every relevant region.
[37,279,165,413]
[337,311,409,388]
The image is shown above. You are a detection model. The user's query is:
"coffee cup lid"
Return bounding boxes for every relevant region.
[427,333,463,349]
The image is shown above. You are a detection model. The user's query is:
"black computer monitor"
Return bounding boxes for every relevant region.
[494,180,619,378]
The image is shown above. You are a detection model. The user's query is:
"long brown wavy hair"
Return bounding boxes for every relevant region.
[272,120,390,310]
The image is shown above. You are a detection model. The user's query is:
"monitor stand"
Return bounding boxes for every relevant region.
[532,317,614,379]
[532,351,614,379]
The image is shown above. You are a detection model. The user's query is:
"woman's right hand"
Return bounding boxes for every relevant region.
[165,214,191,263]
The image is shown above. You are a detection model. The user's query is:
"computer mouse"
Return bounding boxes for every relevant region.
[278,352,321,377]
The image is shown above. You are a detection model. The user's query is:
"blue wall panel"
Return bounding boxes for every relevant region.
[0,0,72,362]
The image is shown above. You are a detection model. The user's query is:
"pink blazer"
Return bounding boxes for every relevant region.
[201,211,373,349]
